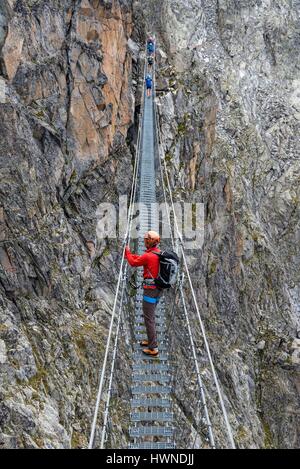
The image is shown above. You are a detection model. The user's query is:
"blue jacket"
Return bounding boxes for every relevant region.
[146,77,152,88]
[147,43,154,53]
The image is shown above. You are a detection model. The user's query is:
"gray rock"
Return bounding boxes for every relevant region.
[0,433,17,449]
[256,340,266,351]
[0,1,11,48]
[0,340,7,364]
[127,38,140,61]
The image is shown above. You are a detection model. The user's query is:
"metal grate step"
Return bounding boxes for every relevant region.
[135,332,165,340]
[131,385,172,394]
[133,344,168,351]
[134,317,166,325]
[134,303,165,311]
[134,325,166,332]
[134,310,165,316]
[132,364,171,373]
[132,351,169,361]
[134,308,165,314]
[131,398,171,408]
[130,412,173,422]
[128,442,176,449]
[132,374,171,383]
[129,426,174,437]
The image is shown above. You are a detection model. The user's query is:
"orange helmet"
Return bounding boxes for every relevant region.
[144,230,160,248]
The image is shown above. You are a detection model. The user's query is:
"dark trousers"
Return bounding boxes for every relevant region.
[142,288,162,349]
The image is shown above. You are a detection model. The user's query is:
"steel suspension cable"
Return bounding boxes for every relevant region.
[100,270,125,448]
[179,275,215,448]
[152,51,235,449]
[152,63,215,449]
[158,126,235,448]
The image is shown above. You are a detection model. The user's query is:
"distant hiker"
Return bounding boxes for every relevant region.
[147,41,155,55]
[147,56,154,68]
[125,231,162,357]
[146,74,152,98]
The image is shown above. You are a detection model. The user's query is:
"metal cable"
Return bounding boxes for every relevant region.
[152,50,235,449]
[179,275,215,448]
[100,272,125,448]
[152,64,215,447]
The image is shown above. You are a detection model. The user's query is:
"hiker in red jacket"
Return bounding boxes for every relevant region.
[125,230,161,356]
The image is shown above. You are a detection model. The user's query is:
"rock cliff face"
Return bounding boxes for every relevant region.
[0,0,299,449]
[0,0,135,449]
[141,0,300,448]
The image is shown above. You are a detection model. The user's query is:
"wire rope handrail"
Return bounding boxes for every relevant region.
[152,49,236,449]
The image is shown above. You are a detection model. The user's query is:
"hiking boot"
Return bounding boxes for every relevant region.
[140,340,149,346]
[142,348,159,357]
[140,340,159,347]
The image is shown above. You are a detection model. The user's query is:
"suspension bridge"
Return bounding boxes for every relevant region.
[88,39,236,450]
